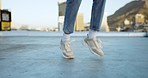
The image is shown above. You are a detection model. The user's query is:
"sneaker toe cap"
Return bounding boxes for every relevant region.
[92,49,104,56]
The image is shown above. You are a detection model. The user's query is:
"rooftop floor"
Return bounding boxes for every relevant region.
[0,31,148,78]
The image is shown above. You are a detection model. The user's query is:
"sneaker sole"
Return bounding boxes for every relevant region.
[82,40,104,56]
[60,47,74,59]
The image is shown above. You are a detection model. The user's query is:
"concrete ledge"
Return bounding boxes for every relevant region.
[0,31,148,37]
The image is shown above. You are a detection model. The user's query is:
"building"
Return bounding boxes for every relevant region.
[100,12,110,32]
[58,1,66,16]
[75,13,84,31]
[84,23,90,31]
[84,12,110,32]
[58,1,66,32]
[0,0,1,10]
[132,13,148,32]
[0,0,11,31]
[146,0,148,6]
[124,19,130,25]
[135,14,145,24]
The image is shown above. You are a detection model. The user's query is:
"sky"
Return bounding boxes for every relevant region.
[2,0,133,28]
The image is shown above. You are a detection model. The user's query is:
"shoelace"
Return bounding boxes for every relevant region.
[64,42,72,52]
[97,39,102,43]
[95,39,102,49]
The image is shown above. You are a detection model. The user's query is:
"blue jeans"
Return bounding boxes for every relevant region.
[63,0,106,34]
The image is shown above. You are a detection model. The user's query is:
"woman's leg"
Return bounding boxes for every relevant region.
[90,0,106,31]
[63,0,82,34]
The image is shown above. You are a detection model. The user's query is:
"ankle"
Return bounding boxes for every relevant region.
[62,33,71,42]
[88,29,97,39]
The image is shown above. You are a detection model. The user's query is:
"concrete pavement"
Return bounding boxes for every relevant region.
[0,36,148,78]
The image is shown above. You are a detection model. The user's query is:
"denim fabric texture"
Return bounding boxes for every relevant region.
[63,0,106,34]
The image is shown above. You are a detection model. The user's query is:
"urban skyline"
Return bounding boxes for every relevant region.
[2,0,132,28]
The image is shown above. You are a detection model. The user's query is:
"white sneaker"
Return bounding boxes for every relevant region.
[60,40,74,59]
[83,38,104,56]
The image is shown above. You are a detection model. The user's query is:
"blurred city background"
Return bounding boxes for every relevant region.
[1,1,148,78]
[0,0,148,32]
